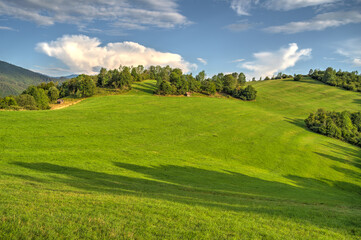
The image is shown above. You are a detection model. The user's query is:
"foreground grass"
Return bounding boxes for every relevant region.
[0,78,360,239]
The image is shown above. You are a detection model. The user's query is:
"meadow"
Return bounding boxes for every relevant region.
[0,78,360,239]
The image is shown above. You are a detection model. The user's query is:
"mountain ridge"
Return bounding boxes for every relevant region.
[0,60,57,97]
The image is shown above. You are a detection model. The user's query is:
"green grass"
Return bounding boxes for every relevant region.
[0,78,360,239]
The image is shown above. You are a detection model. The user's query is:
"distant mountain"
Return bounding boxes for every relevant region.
[0,60,57,97]
[54,74,79,80]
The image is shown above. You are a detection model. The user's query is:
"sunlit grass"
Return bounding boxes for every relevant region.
[0,78,360,239]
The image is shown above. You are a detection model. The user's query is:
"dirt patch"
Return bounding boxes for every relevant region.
[50,99,84,110]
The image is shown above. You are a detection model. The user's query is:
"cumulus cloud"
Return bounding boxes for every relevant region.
[197,58,207,65]
[0,0,189,31]
[336,38,361,66]
[36,35,197,75]
[265,11,361,33]
[228,0,339,15]
[241,43,312,78]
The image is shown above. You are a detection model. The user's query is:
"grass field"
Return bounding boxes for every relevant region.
[0,78,360,239]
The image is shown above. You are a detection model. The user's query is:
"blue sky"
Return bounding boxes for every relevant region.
[0,0,360,79]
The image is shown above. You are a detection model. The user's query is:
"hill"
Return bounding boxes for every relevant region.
[0,60,56,97]
[0,78,360,239]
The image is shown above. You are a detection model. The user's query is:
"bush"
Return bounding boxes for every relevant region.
[17,94,37,110]
[294,74,302,81]
[305,109,361,147]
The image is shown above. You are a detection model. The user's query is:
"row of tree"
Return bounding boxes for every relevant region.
[309,68,361,92]
[155,67,257,100]
[305,109,361,147]
[0,81,60,110]
[1,65,259,110]
[0,74,98,110]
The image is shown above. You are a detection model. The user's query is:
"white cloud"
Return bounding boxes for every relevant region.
[231,59,245,63]
[0,0,189,31]
[241,43,312,78]
[265,11,361,33]
[336,38,361,66]
[197,58,207,65]
[0,25,14,30]
[225,20,252,32]
[264,0,340,11]
[230,0,256,15]
[36,35,197,75]
[228,0,339,15]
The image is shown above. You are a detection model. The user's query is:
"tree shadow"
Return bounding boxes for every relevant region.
[8,161,361,233]
[284,117,309,130]
[320,142,361,168]
[315,152,361,169]
[131,82,157,95]
[353,98,361,106]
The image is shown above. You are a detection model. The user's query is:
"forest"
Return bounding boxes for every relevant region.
[305,109,361,147]
[0,65,257,110]
[309,67,361,92]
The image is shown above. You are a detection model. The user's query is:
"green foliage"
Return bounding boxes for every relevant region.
[48,86,60,101]
[240,85,257,100]
[16,94,37,110]
[201,80,216,95]
[152,66,256,100]
[238,73,246,86]
[310,67,361,92]
[59,74,96,98]
[0,96,17,109]
[294,74,302,81]
[23,86,50,110]
[305,109,361,147]
[222,74,237,94]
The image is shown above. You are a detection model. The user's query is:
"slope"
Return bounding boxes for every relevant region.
[0,78,360,239]
[0,60,55,97]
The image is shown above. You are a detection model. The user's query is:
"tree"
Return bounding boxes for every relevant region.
[48,86,60,101]
[294,74,302,81]
[0,96,17,109]
[24,86,50,109]
[196,70,206,82]
[17,94,37,110]
[97,67,109,87]
[238,73,246,86]
[222,74,237,93]
[202,80,216,95]
[240,85,257,100]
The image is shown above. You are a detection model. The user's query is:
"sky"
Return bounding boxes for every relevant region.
[0,0,360,79]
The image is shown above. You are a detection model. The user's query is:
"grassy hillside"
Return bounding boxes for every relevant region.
[0,60,55,97]
[0,78,360,239]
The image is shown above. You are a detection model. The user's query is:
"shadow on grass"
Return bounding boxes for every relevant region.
[320,142,361,168]
[354,98,361,106]
[284,117,308,130]
[8,161,361,233]
[131,82,157,95]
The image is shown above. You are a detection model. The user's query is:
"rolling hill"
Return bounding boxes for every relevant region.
[0,60,56,97]
[0,78,360,239]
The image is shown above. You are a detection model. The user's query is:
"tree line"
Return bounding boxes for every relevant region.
[0,65,258,110]
[305,109,361,147]
[155,67,257,100]
[309,68,361,92]
[0,74,98,110]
